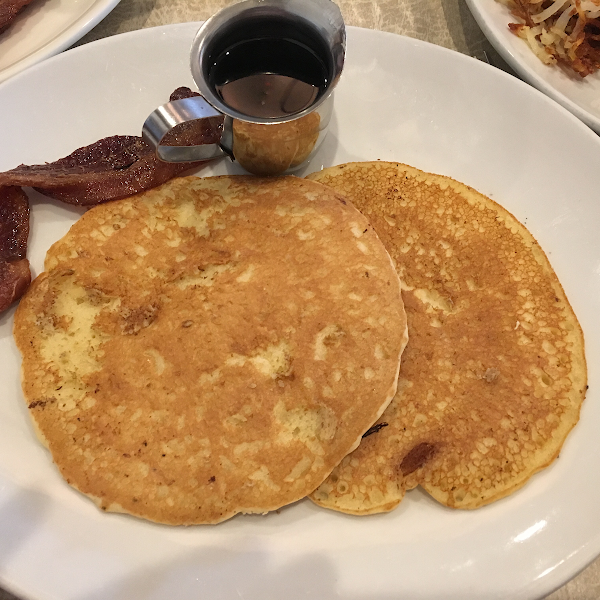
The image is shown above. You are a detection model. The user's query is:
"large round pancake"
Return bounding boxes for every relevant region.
[307,162,587,512]
[14,175,408,525]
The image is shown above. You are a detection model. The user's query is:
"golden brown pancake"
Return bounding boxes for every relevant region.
[14,175,407,525]
[307,162,587,513]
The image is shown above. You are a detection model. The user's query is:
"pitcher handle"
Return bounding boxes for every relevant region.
[142,96,228,163]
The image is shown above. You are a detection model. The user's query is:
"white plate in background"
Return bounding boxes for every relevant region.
[0,0,120,84]
[1,23,600,600]
[466,0,600,134]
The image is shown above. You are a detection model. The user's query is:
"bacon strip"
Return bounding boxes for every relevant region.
[169,87,201,101]
[0,136,197,206]
[0,87,224,207]
[0,133,219,207]
[0,187,30,312]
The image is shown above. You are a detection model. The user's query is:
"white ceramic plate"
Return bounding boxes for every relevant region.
[466,0,600,134]
[1,23,600,600]
[0,0,120,84]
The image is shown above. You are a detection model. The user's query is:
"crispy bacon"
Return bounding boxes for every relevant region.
[0,187,30,312]
[0,136,205,206]
[169,87,201,101]
[0,87,223,206]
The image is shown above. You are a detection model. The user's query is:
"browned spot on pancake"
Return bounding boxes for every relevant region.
[28,399,49,409]
[120,304,159,335]
[400,442,436,476]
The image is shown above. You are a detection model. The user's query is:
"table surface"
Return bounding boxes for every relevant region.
[1,1,599,599]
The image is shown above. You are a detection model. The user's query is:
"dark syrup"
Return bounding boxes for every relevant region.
[210,37,329,119]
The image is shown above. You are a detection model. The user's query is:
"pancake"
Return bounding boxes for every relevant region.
[14,175,408,525]
[307,162,587,513]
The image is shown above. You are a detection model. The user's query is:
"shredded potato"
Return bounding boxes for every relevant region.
[499,0,600,76]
